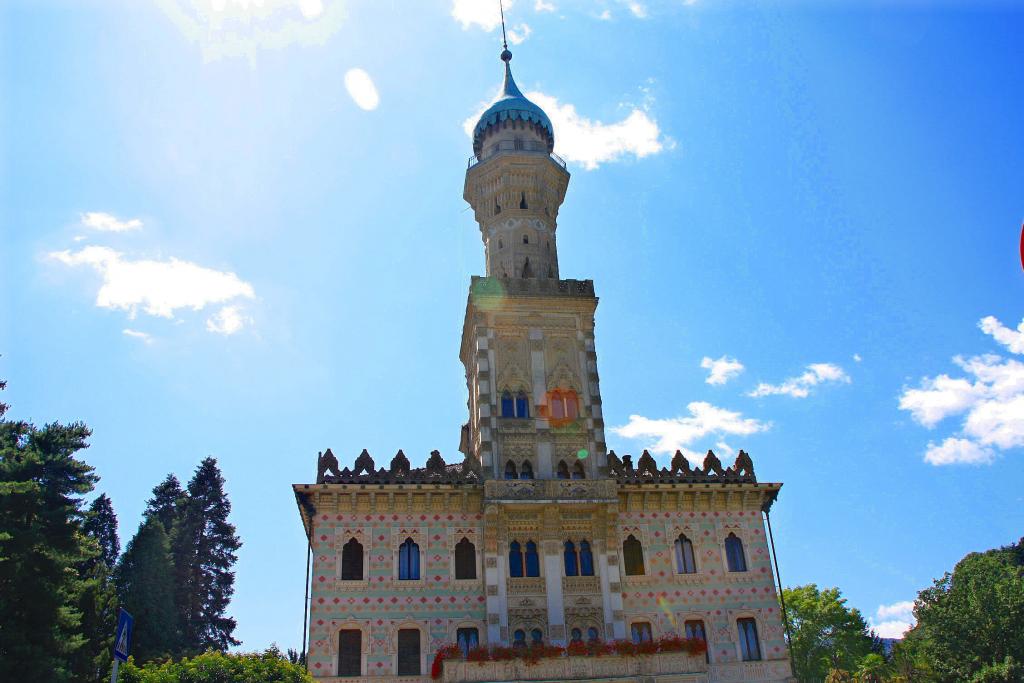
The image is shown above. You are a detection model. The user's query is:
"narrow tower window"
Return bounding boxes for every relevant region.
[520,192,528,209]
[495,199,501,214]
[522,233,529,244]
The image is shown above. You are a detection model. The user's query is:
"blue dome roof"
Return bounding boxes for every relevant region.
[472,53,554,156]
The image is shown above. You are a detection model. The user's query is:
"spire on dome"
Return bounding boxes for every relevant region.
[471,45,555,158]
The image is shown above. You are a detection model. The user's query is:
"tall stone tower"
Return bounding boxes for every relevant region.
[460,48,605,484]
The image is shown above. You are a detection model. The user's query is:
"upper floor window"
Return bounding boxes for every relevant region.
[572,461,585,479]
[570,628,583,643]
[515,391,530,418]
[587,627,600,642]
[341,538,364,581]
[501,391,515,417]
[504,460,518,479]
[509,540,540,578]
[512,629,526,648]
[522,233,529,244]
[397,629,421,675]
[737,618,761,661]
[556,461,570,479]
[454,537,476,580]
[520,192,528,209]
[630,622,653,644]
[457,627,479,657]
[338,629,361,677]
[398,538,420,580]
[549,391,579,420]
[725,533,747,572]
[520,461,534,480]
[524,540,540,576]
[675,534,697,574]
[509,541,524,577]
[623,535,645,576]
[530,628,544,645]
[564,540,595,577]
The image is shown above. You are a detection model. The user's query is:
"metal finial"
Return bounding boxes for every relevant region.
[499,0,509,54]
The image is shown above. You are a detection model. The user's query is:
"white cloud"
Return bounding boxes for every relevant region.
[701,355,744,385]
[611,401,769,457]
[871,601,915,639]
[82,212,142,233]
[899,315,1024,466]
[534,0,555,11]
[853,353,862,362]
[625,1,647,18]
[507,22,531,45]
[154,0,347,62]
[980,315,1024,354]
[463,88,668,170]
[122,328,153,344]
[924,438,994,466]
[748,363,851,398]
[206,305,251,335]
[451,0,509,31]
[344,68,380,111]
[49,246,255,325]
[597,9,612,20]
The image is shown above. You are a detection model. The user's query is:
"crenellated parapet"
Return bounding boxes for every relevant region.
[606,448,757,483]
[315,448,481,485]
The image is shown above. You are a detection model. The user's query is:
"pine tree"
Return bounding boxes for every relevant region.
[71,494,121,682]
[145,475,184,534]
[175,457,242,653]
[0,417,97,682]
[116,519,178,662]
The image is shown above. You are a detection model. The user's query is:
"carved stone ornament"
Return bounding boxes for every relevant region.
[389,449,411,475]
[316,448,342,484]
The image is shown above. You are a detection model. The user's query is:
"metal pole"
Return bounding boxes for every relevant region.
[109,659,120,683]
[765,510,796,674]
[301,538,312,672]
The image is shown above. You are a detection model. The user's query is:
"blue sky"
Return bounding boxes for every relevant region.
[2,0,1022,649]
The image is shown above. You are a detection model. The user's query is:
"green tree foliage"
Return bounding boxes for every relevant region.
[119,647,314,683]
[913,540,1024,682]
[145,475,185,534]
[71,494,122,682]
[173,457,242,654]
[968,657,1023,683]
[0,417,97,682]
[117,519,180,662]
[783,584,875,682]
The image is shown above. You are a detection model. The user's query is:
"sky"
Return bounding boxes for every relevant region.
[2,0,1023,650]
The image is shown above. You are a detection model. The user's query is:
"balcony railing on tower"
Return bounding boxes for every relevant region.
[468,138,567,169]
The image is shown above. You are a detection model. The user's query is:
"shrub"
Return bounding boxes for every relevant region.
[118,647,313,683]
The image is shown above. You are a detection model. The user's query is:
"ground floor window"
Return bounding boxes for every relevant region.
[397,628,421,675]
[337,629,361,677]
[737,618,761,661]
[630,622,653,643]
[457,627,479,656]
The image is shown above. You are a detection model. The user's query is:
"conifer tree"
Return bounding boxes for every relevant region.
[144,474,184,534]
[71,494,121,682]
[116,519,178,662]
[174,457,242,653]
[0,415,97,682]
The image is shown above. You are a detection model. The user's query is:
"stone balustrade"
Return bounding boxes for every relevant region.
[442,651,709,683]
[484,478,618,502]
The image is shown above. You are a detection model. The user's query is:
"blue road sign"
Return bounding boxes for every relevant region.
[113,609,133,662]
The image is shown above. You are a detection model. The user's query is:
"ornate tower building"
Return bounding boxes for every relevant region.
[294,48,795,683]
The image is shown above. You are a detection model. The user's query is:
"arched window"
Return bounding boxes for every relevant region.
[457,627,479,657]
[454,537,476,580]
[737,618,761,661]
[341,538,363,581]
[519,461,534,479]
[398,538,420,580]
[501,391,514,417]
[684,620,708,662]
[563,541,578,576]
[495,199,501,214]
[631,622,653,644]
[338,629,361,677]
[504,460,518,479]
[725,533,747,572]
[623,535,645,576]
[498,238,504,249]
[587,627,600,642]
[397,628,421,675]
[572,461,585,479]
[515,391,530,418]
[550,391,565,419]
[509,541,523,577]
[556,461,570,479]
[565,394,578,418]
[522,233,529,244]
[675,534,697,574]
[512,629,526,648]
[525,540,540,577]
[519,192,528,209]
[570,628,582,643]
[530,628,543,645]
[579,540,594,576]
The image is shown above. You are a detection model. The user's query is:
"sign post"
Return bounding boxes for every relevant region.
[111,608,133,683]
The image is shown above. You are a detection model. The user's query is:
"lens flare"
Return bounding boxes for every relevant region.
[657,595,678,630]
[576,449,588,460]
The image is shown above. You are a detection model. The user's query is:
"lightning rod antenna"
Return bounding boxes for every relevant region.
[499,0,508,51]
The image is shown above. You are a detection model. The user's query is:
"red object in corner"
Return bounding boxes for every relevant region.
[1020,223,1024,272]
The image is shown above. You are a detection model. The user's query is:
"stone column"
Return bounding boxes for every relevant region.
[542,540,566,645]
